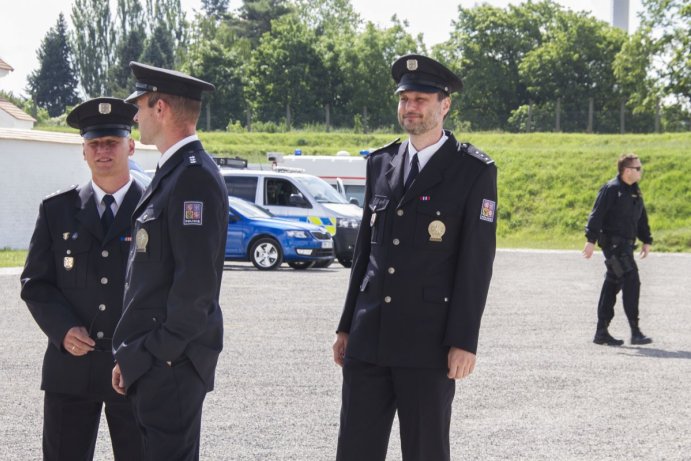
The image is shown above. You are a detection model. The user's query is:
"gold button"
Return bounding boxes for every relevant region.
[388,267,395,274]
[100,277,108,285]
[393,239,400,245]
[101,250,109,258]
[397,209,404,216]
[98,304,106,311]
[384,296,392,303]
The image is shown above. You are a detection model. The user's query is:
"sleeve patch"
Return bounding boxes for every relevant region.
[183,201,203,225]
[480,199,496,223]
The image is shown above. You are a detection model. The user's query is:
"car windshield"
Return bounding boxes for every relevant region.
[295,175,348,204]
[229,197,273,219]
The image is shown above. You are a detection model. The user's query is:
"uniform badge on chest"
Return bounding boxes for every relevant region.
[428,220,446,242]
[136,228,149,252]
[63,256,74,271]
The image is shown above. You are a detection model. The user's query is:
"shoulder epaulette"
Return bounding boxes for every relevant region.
[367,138,401,157]
[44,184,78,201]
[462,143,494,165]
[185,153,202,167]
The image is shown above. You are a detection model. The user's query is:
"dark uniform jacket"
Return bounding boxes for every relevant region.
[113,141,229,391]
[337,131,497,368]
[21,181,144,398]
[585,176,652,246]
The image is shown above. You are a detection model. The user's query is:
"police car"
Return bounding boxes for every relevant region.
[222,169,362,268]
[225,196,334,270]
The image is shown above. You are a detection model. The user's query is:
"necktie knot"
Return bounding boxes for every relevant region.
[103,194,115,207]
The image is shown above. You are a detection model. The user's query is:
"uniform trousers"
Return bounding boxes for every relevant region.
[128,359,206,461]
[337,357,455,461]
[43,391,141,461]
[597,244,641,328]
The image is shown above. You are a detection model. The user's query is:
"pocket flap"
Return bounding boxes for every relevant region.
[368,195,390,212]
[137,205,162,223]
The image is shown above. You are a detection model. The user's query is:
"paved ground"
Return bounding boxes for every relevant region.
[1,249,689,460]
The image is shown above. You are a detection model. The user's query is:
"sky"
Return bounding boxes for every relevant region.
[0,0,643,98]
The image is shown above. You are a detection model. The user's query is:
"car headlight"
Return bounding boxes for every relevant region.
[286,230,309,238]
[337,217,360,229]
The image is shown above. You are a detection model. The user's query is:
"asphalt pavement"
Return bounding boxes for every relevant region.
[1,249,689,460]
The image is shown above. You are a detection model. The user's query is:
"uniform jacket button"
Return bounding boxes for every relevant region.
[101,250,109,258]
[388,267,395,274]
[384,296,392,303]
[96,331,104,339]
[98,304,106,311]
[393,238,400,245]
[100,277,108,285]
[397,209,404,216]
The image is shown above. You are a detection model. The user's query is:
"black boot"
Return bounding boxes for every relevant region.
[593,328,624,346]
[631,328,653,345]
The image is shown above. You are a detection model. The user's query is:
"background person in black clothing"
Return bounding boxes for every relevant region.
[20,97,144,461]
[583,153,653,346]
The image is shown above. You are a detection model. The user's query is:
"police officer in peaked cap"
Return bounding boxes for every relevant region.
[333,54,498,461]
[21,97,144,461]
[112,62,228,461]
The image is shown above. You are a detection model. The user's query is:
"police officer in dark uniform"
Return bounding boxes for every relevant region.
[583,153,653,346]
[111,62,229,461]
[21,97,144,461]
[332,55,497,461]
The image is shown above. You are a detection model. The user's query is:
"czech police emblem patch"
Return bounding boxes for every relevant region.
[480,199,496,223]
[183,201,203,225]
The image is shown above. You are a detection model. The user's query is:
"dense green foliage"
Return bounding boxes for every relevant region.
[21,0,690,132]
[26,14,80,117]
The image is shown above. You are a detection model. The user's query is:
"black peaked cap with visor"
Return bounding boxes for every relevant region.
[66,97,137,139]
[124,61,215,103]
[391,54,463,95]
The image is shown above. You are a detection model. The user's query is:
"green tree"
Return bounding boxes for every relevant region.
[202,0,230,19]
[27,13,80,117]
[71,0,114,97]
[245,14,325,129]
[109,0,147,97]
[140,23,176,68]
[227,0,293,45]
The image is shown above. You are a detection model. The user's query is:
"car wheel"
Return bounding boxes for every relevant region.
[250,238,283,270]
[338,258,352,268]
[313,258,334,269]
[288,261,315,270]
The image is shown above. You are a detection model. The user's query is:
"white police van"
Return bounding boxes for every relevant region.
[268,152,367,207]
[221,169,362,268]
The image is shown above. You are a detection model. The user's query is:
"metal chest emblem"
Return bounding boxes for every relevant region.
[135,228,149,252]
[370,212,377,227]
[63,256,74,271]
[406,59,418,71]
[63,232,70,240]
[428,220,446,242]
[98,102,112,114]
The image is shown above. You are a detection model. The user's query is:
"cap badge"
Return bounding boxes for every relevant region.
[98,103,112,114]
[406,59,418,71]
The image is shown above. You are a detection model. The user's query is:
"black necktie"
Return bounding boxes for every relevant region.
[404,153,419,192]
[101,195,115,234]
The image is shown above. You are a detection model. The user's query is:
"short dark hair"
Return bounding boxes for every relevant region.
[618,153,639,175]
[147,93,202,125]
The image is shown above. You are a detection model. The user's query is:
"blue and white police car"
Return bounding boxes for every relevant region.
[225,196,334,270]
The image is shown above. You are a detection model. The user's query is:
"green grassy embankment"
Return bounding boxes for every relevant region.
[2,131,688,267]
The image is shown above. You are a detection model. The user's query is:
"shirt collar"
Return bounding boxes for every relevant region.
[408,131,448,171]
[158,134,200,168]
[91,178,134,215]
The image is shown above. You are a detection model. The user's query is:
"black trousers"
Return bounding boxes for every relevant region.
[597,244,641,329]
[337,357,455,461]
[43,391,142,461]
[128,359,207,461]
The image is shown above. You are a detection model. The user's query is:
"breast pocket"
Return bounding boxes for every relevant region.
[132,204,164,262]
[52,236,92,289]
[368,195,390,244]
[414,201,462,251]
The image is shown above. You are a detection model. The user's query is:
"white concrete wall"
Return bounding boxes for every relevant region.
[0,110,33,129]
[0,128,159,249]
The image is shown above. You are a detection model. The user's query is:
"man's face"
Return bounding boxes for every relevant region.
[622,159,643,185]
[83,135,134,180]
[133,96,157,145]
[397,90,450,136]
